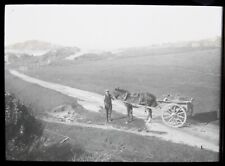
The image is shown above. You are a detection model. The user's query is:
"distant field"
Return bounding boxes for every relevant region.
[20,47,221,115]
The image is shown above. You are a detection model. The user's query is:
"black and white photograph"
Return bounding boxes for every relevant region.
[4,5,222,162]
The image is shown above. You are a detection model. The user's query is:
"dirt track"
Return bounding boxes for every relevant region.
[9,69,219,152]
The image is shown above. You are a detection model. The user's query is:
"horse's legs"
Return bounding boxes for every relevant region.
[146,108,152,123]
[127,106,130,122]
[189,103,194,116]
[129,109,132,122]
[130,105,133,121]
[131,109,133,120]
[125,105,131,123]
[145,108,149,121]
[149,109,152,119]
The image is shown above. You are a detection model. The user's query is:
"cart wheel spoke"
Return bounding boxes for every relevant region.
[177,112,185,115]
[172,120,179,126]
[167,109,173,114]
[173,118,182,126]
[168,117,174,123]
[175,121,180,125]
[175,118,182,123]
[177,114,185,119]
[176,109,182,114]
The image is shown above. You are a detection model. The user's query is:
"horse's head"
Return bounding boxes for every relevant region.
[113,87,129,100]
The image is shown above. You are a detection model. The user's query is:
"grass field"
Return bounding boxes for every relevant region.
[22,47,221,115]
[5,71,219,161]
[43,121,218,162]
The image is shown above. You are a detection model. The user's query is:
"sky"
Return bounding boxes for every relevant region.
[5,5,223,50]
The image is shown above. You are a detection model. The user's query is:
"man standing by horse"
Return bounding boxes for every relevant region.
[104,89,114,123]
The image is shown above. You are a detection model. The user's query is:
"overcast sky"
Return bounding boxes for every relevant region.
[5,5,222,50]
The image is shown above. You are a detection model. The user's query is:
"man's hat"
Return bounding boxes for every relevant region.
[105,89,109,92]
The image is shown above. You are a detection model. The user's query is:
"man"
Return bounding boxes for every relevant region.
[104,89,114,123]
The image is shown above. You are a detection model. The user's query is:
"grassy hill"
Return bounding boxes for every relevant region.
[18,46,221,115]
[5,40,60,52]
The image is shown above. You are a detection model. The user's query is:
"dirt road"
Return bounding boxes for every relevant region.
[9,69,219,152]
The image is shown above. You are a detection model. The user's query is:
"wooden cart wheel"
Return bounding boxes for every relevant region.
[161,103,187,128]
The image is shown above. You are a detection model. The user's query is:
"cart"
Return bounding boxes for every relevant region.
[122,95,194,128]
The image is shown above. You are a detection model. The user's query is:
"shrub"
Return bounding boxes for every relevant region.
[5,91,44,160]
[5,91,100,161]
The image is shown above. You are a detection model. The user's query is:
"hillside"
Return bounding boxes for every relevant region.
[115,37,221,57]
[5,40,61,54]
[5,40,80,65]
[5,37,221,65]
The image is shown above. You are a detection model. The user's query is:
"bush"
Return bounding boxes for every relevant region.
[5,91,101,161]
[5,91,45,160]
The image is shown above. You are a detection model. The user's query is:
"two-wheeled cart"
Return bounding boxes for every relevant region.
[123,96,194,128]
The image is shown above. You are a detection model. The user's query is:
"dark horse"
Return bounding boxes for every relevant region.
[113,87,158,123]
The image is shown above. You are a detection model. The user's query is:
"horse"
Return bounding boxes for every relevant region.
[113,87,158,123]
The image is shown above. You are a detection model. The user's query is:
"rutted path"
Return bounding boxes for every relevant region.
[9,69,219,152]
